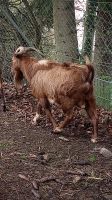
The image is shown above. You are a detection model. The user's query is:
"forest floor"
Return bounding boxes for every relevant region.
[0,83,112,200]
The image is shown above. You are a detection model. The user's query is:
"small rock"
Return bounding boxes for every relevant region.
[43,153,49,161]
[38,152,50,164]
[100,148,112,158]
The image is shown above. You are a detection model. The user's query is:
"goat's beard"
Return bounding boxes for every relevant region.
[14,70,24,90]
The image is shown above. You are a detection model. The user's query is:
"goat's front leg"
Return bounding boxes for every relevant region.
[32,102,42,125]
[85,97,98,143]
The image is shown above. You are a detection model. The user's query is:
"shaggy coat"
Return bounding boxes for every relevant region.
[12,47,98,142]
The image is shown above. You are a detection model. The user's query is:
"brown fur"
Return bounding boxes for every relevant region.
[12,47,98,142]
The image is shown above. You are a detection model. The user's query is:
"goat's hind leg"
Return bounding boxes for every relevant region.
[54,96,74,132]
[54,109,74,132]
[85,96,98,143]
[39,98,58,131]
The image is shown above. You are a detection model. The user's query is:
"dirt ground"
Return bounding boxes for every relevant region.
[0,83,112,200]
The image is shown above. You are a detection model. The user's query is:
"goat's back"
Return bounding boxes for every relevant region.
[31,64,90,99]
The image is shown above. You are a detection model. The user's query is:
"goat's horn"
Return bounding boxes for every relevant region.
[26,47,44,57]
[15,46,44,57]
[26,47,38,52]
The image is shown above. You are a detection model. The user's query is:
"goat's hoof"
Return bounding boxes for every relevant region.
[54,127,63,133]
[32,113,40,125]
[31,121,37,125]
[91,138,97,143]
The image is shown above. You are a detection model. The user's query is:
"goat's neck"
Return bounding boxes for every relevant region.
[21,56,38,82]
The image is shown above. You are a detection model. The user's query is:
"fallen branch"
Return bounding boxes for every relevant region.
[35,176,64,185]
[31,176,64,199]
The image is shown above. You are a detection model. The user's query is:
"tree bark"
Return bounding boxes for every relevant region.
[53,0,79,62]
[22,0,41,47]
[83,0,97,59]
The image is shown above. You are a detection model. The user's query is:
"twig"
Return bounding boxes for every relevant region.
[35,176,64,184]
[87,176,103,180]
[18,174,30,181]
[31,176,63,199]
[72,160,91,166]
[31,189,40,199]
[32,180,39,190]
[66,170,89,177]
[66,170,103,180]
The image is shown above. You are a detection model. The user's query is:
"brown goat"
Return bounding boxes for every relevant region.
[0,68,6,112]
[12,46,98,142]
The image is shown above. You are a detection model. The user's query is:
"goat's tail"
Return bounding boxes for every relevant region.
[84,55,94,84]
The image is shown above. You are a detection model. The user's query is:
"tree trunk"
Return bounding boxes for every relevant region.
[94,2,112,76]
[22,0,41,47]
[83,0,97,59]
[53,0,79,62]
